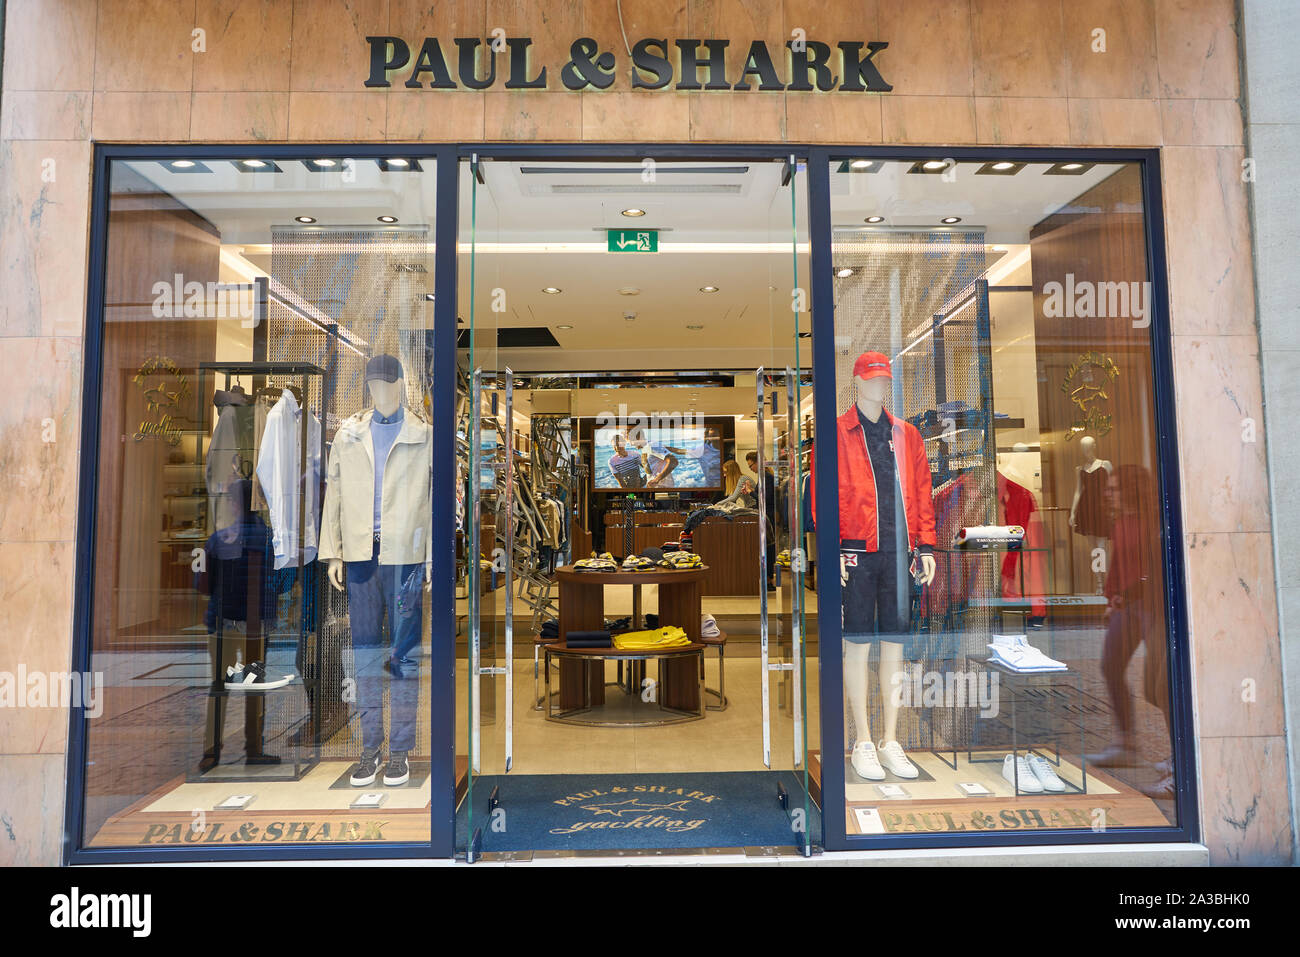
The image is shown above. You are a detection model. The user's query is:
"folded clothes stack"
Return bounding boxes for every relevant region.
[604,616,632,633]
[612,626,691,650]
[644,613,660,628]
[539,620,559,641]
[565,630,612,648]
[986,634,1067,672]
[701,614,720,638]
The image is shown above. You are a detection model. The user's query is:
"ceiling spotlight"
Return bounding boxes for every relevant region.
[242,159,266,168]
[864,215,885,224]
[164,159,211,173]
[836,267,854,278]
[940,216,962,224]
[172,160,195,169]
[992,162,1014,170]
[621,208,647,217]
[315,158,337,167]
[295,215,317,224]
[924,160,947,170]
[850,159,873,170]
[388,158,409,167]
[556,324,573,330]
[1062,163,1083,170]
[617,287,640,296]
[542,286,562,294]
[1045,162,1095,176]
[699,285,719,293]
[235,159,280,173]
[377,215,398,223]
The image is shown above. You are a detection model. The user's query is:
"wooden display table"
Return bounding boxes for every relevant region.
[554,565,707,715]
[543,640,705,726]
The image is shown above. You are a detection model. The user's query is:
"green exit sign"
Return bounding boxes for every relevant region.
[607,229,658,252]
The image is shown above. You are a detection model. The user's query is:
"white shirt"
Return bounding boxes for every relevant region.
[255,390,322,569]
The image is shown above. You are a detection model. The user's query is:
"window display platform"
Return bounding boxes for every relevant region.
[809,750,1173,836]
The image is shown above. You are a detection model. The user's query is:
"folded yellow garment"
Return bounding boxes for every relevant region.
[612,626,692,650]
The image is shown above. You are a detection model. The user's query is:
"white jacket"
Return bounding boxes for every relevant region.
[255,390,322,569]
[318,407,433,567]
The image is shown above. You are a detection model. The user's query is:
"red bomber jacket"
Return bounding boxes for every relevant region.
[812,406,937,552]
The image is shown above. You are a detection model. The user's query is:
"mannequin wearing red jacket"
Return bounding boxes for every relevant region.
[818,352,938,783]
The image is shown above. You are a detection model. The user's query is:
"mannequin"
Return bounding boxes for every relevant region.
[1069,435,1112,594]
[835,352,937,782]
[319,354,432,789]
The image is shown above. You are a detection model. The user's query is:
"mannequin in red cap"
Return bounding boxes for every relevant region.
[836,351,937,782]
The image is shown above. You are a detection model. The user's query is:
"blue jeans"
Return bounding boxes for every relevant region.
[345,555,422,753]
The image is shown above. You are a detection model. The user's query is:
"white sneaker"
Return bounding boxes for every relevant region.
[1026,754,1066,792]
[1002,754,1044,793]
[878,740,920,779]
[851,741,885,781]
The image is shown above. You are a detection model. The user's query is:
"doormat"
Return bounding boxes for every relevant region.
[455,771,821,853]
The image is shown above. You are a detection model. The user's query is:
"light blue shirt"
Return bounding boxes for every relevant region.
[370,406,404,536]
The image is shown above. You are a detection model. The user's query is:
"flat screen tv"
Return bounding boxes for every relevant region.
[593,423,724,491]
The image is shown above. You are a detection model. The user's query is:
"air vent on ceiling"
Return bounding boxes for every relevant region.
[456,326,561,349]
[552,183,743,195]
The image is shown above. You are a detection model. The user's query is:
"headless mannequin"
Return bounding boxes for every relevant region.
[327,377,430,593]
[1069,435,1112,595]
[841,375,936,752]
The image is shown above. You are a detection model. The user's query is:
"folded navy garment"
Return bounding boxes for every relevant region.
[565,630,612,647]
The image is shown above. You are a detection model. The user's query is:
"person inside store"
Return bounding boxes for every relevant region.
[319,354,432,790]
[742,451,778,591]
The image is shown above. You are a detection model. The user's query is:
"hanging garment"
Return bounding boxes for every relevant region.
[998,473,1048,619]
[255,389,323,569]
[207,402,257,535]
[1074,465,1112,538]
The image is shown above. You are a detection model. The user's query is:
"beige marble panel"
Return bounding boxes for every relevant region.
[193,0,294,92]
[289,0,391,91]
[1067,97,1162,145]
[0,542,75,754]
[0,92,92,140]
[1160,98,1244,146]
[974,96,1071,145]
[385,90,486,141]
[1062,0,1158,99]
[483,90,582,141]
[1162,147,1254,337]
[0,141,92,339]
[94,0,196,92]
[0,338,82,542]
[2,0,97,91]
[689,92,786,141]
[970,0,1067,97]
[880,95,977,144]
[784,92,883,144]
[287,91,388,140]
[483,0,585,94]
[191,92,291,140]
[582,91,691,141]
[684,0,789,97]
[583,0,689,94]
[1154,0,1239,99]
[390,0,485,37]
[0,754,65,866]
[877,0,975,96]
[1198,735,1293,865]
[1171,336,1271,535]
[1185,532,1283,737]
[91,92,193,141]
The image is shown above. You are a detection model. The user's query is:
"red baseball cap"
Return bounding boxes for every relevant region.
[853,351,893,381]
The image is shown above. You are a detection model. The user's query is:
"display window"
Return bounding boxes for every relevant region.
[818,156,1183,840]
[78,151,441,851]
[70,145,1189,861]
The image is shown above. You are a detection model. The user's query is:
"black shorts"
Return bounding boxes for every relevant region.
[842,547,910,646]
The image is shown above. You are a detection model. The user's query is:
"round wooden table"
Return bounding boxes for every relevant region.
[553,565,708,715]
[543,640,706,726]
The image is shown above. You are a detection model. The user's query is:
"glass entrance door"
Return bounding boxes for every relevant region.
[456,153,816,859]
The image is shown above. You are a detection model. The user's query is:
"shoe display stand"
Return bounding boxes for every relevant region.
[194,360,325,784]
[966,655,1088,796]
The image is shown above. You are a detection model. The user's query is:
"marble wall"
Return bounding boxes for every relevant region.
[0,0,1289,864]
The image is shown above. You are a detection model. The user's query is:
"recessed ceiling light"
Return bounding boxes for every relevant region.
[941,216,962,224]
[924,160,947,170]
[836,267,854,278]
[556,324,573,330]
[1062,163,1083,170]
[242,159,266,168]
[976,160,1026,176]
[621,207,646,217]
[315,158,336,167]
[699,285,719,293]
[617,287,640,296]
[172,160,194,168]
[993,162,1014,170]
[865,215,885,224]
[388,158,409,167]
[377,215,398,223]
[164,159,211,173]
[295,215,317,224]
[234,159,280,173]
[850,159,873,170]
[542,287,562,294]
[1045,162,1095,176]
